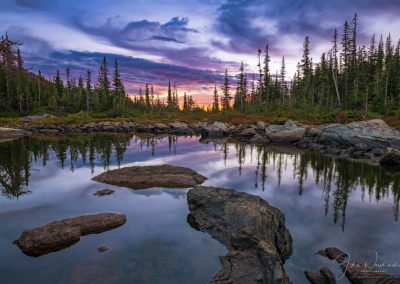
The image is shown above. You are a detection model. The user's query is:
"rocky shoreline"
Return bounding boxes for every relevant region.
[14,119,400,167]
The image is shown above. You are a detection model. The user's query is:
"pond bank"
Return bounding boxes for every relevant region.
[17,119,400,168]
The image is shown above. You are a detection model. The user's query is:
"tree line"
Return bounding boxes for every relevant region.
[1,14,399,116]
[214,14,400,116]
[0,32,200,115]
[0,33,135,114]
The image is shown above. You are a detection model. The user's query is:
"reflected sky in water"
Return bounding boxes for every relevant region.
[0,134,399,283]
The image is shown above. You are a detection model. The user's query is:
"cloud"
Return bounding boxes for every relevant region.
[213,0,400,57]
[21,47,223,94]
[70,16,232,71]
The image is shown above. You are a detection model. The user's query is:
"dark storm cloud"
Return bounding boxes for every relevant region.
[22,47,223,93]
[214,0,400,55]
[70,16,229,70]
[15,0,57,9]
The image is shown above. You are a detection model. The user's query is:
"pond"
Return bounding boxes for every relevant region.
[0,133,399,283]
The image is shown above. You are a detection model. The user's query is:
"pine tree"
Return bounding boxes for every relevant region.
[183,92,188,110]
[212,84,219,111]
[280,56,286,104]
[145,83,151,110]
[99,56,110,108]
[263,44,271,102]
[54,70,63,97]
[85,70,92,111]
[221,69,231,110]
[112,60,125,108]
[167,78,173,108]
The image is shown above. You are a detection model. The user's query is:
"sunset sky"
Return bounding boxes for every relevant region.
[2,0,400,104]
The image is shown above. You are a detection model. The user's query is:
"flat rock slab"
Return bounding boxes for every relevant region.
[92,164,207,189]
[187,186,292,284]
[14,213,126,257]
[0,127,31,142]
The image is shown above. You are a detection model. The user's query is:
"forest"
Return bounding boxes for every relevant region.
[1,14,399,124]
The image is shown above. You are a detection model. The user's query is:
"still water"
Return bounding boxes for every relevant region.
[0,134,399,283]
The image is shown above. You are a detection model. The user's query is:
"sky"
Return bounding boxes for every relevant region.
[2,0,400,104]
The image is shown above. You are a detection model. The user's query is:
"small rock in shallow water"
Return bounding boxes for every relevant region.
[98,245,109,253]
[94,189,115,197]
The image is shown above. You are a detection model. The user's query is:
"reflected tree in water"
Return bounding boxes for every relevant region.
[225,142,400,230]
[2,135,400,229]
[0,138,31,199]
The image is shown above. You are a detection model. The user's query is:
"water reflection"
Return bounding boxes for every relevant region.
[1,134,399,231]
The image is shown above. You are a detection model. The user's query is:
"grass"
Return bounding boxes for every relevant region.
[0,107,399,129]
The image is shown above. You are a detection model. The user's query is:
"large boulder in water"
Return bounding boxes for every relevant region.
[319,119,400,149]
[13,213,126,257]
[92,164,207,189]
[187,186,292,284]
[265,120,308,143]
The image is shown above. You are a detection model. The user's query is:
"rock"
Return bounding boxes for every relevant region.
[201,121,229,138]
[321,247,348,263]
[187,186,292,284]
[256,121,267,131]
[13,213,126,257]
[0,127,31,141]
[94,189,115,197]
[304,267,336,284]
[266,120,308,143]
[319,267,336,284]
[98,245,109,253]
[169,122,192,135]
[249,134,270,144]
[153,123,169,133]
[19,113,54,122]
[235,127,258,139]
[319,119,400,150]
[92,164,207,189]
[355,143,370,152]
[380,147,400,166]
[304,271,329,284]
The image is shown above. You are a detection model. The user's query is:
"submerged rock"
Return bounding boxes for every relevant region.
[94,189,115,197]
[316,247,348,263]
[0,127,31,141]
[98,245,109,253]
[92,164,207,189]
[187,186,292,284]
[304,267,336,284]
[13,213,126,257]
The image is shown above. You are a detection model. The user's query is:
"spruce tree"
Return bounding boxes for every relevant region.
[86,70,92,111]
[221,69,231,110]
[212,84,219,111]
